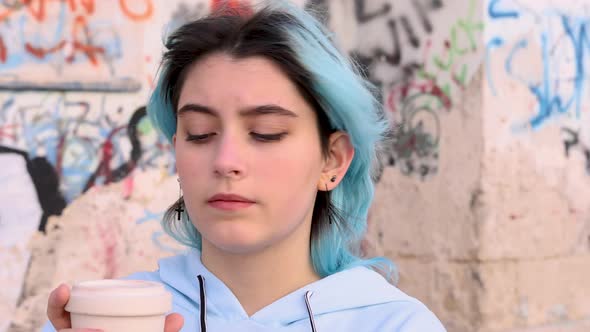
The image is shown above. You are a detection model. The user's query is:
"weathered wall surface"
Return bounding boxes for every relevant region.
[477,0,590,331]
[365,1,590,332]
[1,1,588,332]
[341,1,484,330]
[0,2,203,331]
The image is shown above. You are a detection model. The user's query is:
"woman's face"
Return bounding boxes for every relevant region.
[173,53,327,254]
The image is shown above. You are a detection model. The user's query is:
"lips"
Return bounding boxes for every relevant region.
[207,193,255,212]
[207,193,255,203]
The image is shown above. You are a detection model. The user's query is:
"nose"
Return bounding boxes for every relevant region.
[212,131,246,179]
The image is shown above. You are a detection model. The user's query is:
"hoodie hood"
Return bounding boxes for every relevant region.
[157,248,417,330]
[41,248,447,332]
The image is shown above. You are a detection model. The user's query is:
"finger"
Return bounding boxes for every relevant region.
[47,284,72,330]
[164,313,184,332]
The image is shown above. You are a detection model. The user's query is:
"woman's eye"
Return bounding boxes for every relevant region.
[186,133,213,142]
[251,132,287,142]
[185,132,286,143]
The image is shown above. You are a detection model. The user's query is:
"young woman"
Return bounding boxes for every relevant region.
[43,1,446,331]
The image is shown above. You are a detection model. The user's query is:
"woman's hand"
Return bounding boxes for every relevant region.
[47,283,184,332]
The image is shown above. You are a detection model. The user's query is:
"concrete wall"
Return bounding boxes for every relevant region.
[0,2,197,331]
[364,1,590,332]
[478,0,590,330]
[1,1,588,332]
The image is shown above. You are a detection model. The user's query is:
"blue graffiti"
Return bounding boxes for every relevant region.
[528,16,590,129]
[0,4,66,69]
[0,96,15,121]
[561,16,590,118]
[490,7,590,130]
[0,1,124,70]
[136,209,184,254]
[488,0,520,19]
[485,37,504,95]
[504,37,529,85]
[1,94,176,201]
[136,209,165,225]
[527,33,573,129]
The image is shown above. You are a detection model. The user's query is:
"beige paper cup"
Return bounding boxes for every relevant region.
[65,279,172,332]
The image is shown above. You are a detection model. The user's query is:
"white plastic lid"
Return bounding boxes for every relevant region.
[65,279,172,317]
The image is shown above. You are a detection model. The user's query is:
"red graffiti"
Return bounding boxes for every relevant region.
[25,15,106,66]
[0,124,18,141]
[67,0,96,15]
[387,80,452,114]
[25,40,66,59]
[96,220,122,279]
[2,0,97,23]
[22,0,96,22]
[119,0,153,21]
[0,7,14,21]
[122,173,134,199]
[2,0,153,22]
[211,0,252,16]
[83,126,125,189]
[99,135,114,182]
[0,36,6,63]
[68,15,105,65]
[22,0,48,22]
[1,0,154,67]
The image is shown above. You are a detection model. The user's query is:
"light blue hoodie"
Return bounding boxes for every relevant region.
[41,248,446,331]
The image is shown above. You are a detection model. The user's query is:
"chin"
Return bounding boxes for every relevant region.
[212,239,273,255]
[204,225,272,254]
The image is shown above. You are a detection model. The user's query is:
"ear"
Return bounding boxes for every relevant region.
[317,131,355,191]
[173,133,177,146]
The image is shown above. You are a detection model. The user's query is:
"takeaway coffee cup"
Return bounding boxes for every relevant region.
[64,279,172,332]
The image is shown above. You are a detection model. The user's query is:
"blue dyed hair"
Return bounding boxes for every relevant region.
[148,0,398,284]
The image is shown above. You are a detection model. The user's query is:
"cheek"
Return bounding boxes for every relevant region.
[262,148,321,230]
[175,142,206,181]
[255,139,322,196]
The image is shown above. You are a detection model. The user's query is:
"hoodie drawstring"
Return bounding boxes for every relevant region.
[304,291,317,332]
[197,275,207,332]
[196,274,318,331]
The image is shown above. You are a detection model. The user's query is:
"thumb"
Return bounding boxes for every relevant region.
[164,313,184,332]
[47,284,72,330]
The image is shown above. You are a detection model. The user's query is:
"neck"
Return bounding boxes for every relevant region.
[200,223,321,317]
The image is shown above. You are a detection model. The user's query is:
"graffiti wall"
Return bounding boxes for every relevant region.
[479,1,590,329]
[0,1,482,331]
[2,0,589,332]
[0,1,156,91]
[485,0,590,174]
[0,1,191,331]
[325,0,483,179]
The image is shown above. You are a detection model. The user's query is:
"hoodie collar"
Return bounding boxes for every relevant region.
[158,248,404,327]
[159,248,248,321]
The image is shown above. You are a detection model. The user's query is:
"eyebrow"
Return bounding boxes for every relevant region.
[177,103,299,118]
